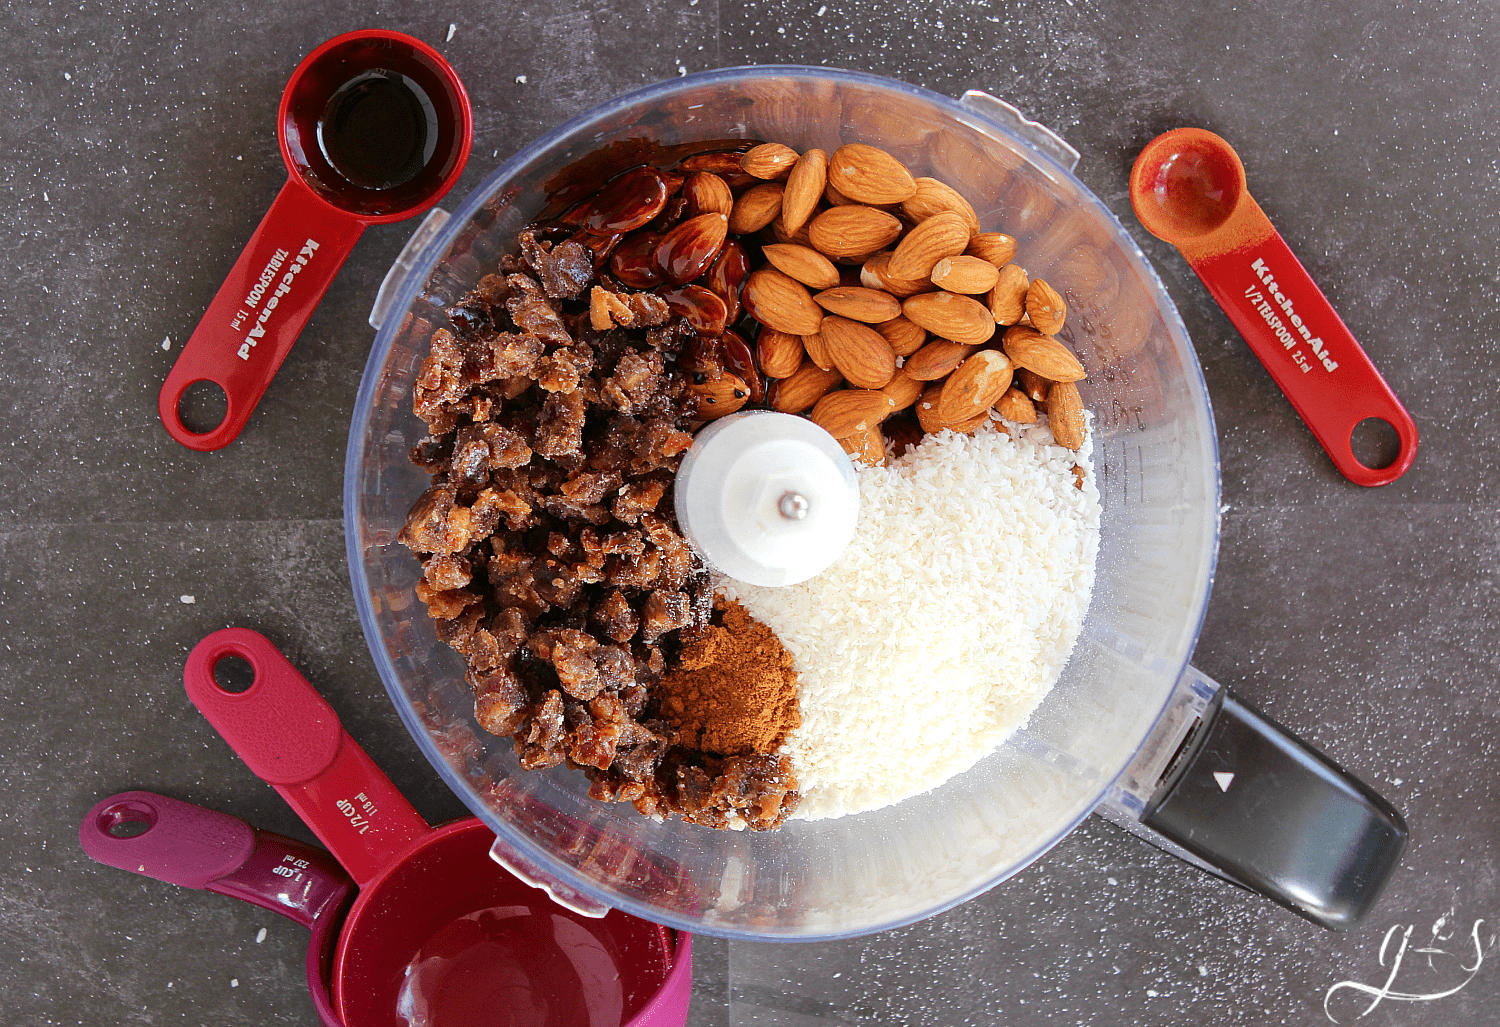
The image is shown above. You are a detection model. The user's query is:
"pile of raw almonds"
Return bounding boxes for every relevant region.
[717,140,1089,464]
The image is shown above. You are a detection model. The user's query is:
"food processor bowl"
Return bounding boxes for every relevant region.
[345,67,1218,940]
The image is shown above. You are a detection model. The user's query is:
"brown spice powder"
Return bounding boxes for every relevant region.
[657,599,800,756]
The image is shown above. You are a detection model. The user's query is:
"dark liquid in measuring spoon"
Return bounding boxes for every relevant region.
[317,72,437,191]
[394,900,668,1027]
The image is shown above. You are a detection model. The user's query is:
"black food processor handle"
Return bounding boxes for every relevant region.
[1094,666,1407,931]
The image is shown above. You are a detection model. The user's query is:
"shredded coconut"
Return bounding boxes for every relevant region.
[722,417,1100,819]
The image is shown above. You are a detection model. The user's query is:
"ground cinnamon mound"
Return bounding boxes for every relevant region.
[657,600,800,756]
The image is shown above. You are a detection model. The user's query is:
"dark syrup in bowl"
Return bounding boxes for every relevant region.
[317,71,438,191]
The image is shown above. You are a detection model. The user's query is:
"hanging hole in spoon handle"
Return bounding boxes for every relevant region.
[183,628,430,885]
[1130,128,1418,486]
[158,29,472,451]
[79,791,354,1027]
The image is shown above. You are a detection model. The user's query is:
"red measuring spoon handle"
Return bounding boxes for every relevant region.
[158,182,366,451]
[1188,217,1418,486]
[184,628,430,885]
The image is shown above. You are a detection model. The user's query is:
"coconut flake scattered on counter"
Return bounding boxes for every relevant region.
[721,417,1101,820]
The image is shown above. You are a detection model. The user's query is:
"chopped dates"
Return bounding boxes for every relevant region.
[400,191,802,830]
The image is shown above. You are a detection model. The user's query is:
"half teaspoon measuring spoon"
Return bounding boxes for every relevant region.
[1130,128,1417,486]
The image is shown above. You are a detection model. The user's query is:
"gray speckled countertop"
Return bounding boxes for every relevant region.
[3,1,1498,1024]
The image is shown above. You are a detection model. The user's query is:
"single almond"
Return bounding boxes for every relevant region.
[780,148,827,236]
[903,338,976,380]
[995,386,1038,423]
[1047,380,1086,450]
[756,328,806,378]
[801,330,834,370]
[1015,368,1051,405]
[813,286,903,324]
[938,350,1014,423]
[861,251,932,298]
[740,142,799,180]
[987,263,1030,325]
[768,361,842,412]
[839,425,886,467]
[902,291,996,346]
[683,172,733,218]
[811,388,898,439]
[1002,326,1086,382]
[875,315,926,356]
[1026,278,1067,335]
[761,243,841,290]
[915,385,948,434]
[742,268,824,335]
[728,182,784,234]
[949,409,997,436]
[918,380,998,435]
[900,177,980,234]
[966,232,1018,267]
[880,369,924,411]
[888,211,971,280]
[820,315,897,389]
[689,372,750,419]
[681,151,757,189]
[808,205,904,261]
[931,255,1001,295]
[827,143,918,205]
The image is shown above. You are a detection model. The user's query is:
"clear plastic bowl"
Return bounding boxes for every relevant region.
[344,66,1219,941]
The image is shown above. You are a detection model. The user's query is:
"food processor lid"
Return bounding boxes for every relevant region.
[673,411,860,587]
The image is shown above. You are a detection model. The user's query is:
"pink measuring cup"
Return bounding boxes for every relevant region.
[183,628,693,1027]
[159,30,473,451]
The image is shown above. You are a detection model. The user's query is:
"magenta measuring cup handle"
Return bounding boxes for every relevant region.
[79,791,353,1027]
[184,628,431,886]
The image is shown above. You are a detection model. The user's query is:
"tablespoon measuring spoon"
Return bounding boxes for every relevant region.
[1130,128,1417,486]
[158,29,472,451]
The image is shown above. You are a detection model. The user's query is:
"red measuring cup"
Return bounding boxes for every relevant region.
[184,628,693,1027]
[159,30,472,452]
[79,790,354,1027]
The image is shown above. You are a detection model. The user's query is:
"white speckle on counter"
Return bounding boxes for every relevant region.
[1147,989,1159,997]
[446,23,457,41]
[230,979,239,988]
[816,4,826,13]
[161,336,171,351]
[1199,965,1209,976]
[179,595,195,604]
[64,71,72,80]
[677,65,687,76]
[255,928,267,943]
[515,74,527,84]
[1108,877,1118,886]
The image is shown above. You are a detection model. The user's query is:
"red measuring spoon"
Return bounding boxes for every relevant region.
[183,628,692,1027]
[1130,128,1417,486]
[80,791,354,1027]
[158,30,472,452]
